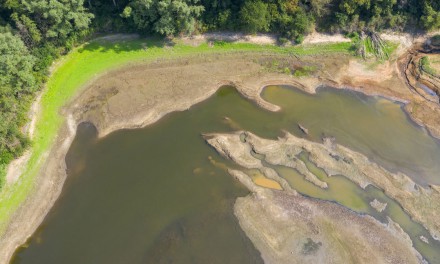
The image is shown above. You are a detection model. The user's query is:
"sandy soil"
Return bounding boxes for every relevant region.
[302,31,350,44]
[181,32,278,46]
[181,31,409,47]
[5,93,43,185]
[2,34,440,264]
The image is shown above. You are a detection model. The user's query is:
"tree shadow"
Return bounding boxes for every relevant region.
[204,31,278,46]
[77,34,166,54]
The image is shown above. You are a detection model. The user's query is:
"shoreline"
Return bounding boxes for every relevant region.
[2,34,440,263]
[0,59,306,264]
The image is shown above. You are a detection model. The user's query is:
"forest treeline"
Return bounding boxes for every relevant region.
[0,0,440,185]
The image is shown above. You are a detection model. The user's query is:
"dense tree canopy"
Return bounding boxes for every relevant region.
[239,0,269,34]
[421,1,440,30]
[5,0,94,46]
[2,0,440,48]
[199,0,244,30]
[0,31,35,167]
[330,0,440,32]
[121,0,204,36]
[0,32,35,92]
[0,0,94,181]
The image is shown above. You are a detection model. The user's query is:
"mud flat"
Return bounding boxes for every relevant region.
[231,170,423,264]
[206,131,440,263]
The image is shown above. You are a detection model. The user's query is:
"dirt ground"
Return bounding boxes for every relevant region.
[66,50,440,139]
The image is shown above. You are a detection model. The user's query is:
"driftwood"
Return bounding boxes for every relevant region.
[298,123,309,135]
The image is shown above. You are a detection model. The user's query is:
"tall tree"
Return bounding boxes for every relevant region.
[421,1,440,30]
[122,0,204,36]
[239,0,269,34]
[268,0,312,42]
[5,0,94,45]
[0,31,35,93]
[200,0,245,30]
[0,31,35,165]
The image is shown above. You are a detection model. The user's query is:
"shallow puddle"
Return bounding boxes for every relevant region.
[246,169,283,190]
[12,85,440,263]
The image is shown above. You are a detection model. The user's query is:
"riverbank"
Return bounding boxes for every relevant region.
[0,33,438,263]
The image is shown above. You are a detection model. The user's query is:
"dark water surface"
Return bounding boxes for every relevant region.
[12,86,440,263]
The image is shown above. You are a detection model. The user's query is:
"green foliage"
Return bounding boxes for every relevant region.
[3,0,440,41]
[239,0,269,33]
[86,0,131,32]
[122,0,204,36]
[6,0,94,45]
[278,37,289,45]
[199,0,244,30]
[0,32,35,172]
[0,1,94,191]
[293,66,316,77]
[11,13,42,47]
[352,31,396,60]
[420,56,438,76]
[200,0,312,41]
[421,2,440,30]
[328,0,440,32]
[0,32,36,92]
[334,0,398,31]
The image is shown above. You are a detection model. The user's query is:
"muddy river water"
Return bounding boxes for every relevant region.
[11,85,440,263]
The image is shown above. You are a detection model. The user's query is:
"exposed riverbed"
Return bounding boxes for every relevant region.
[11,85,440,263]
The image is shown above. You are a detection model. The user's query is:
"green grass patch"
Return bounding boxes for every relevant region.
[353,32,398,61]
[363,38,396,60]
[420,56,439,76]
[293,66,317,77]
[0,37,354,233]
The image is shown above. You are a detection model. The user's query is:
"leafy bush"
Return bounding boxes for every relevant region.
[240,0,270,34]
[278,37,290,45]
